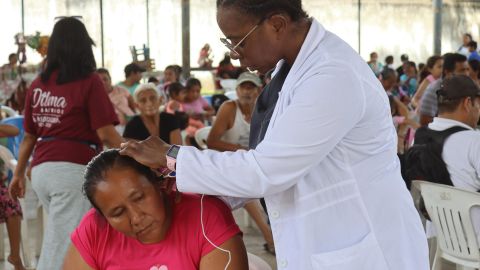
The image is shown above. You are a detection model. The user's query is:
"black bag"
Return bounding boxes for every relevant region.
[404,125,468,188]
[211,94,230,113]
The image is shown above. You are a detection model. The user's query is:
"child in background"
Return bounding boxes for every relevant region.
[181,78,215,146]
[0,124,25,270]
[166,82,187,114]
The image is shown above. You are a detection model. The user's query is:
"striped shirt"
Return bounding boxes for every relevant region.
[419,78,442,117]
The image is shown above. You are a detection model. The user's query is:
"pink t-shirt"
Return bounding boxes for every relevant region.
[182,97,209,114]
[71,194,241,270]
[108,86,135,126]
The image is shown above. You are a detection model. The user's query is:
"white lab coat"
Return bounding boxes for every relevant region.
[176,18,429,270]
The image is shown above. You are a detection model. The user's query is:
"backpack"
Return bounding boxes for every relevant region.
[404,125,468,188]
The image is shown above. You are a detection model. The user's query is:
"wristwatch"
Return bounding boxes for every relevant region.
[166,144,180,171]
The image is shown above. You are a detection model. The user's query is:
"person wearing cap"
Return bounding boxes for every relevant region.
[123,83,182,145]
[205,71,275,254]
[421,75,480,259]
[117,63,146,96]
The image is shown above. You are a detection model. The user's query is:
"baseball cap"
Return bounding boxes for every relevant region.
[236,72,262,88]
[124,63,146,77]
[133,83,158,102]
[437,75,480,100]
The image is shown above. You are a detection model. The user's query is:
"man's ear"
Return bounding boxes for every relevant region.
[463,97,473,112]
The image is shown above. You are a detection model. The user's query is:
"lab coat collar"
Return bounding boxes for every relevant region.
[271,18,325,83]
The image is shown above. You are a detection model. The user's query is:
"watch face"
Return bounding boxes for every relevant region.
[168,145,180,158]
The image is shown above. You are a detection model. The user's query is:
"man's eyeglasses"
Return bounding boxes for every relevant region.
[220,21,262,57]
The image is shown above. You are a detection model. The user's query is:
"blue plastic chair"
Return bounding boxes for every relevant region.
[1,115,24,160]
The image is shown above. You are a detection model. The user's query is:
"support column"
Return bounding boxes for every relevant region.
[433,0,443,55]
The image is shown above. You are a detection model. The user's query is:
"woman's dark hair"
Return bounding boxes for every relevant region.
[165,65,182,82]
[168,82,186,97]
[385,55,394,65]
[419,55,442,84]
[186,78,202,90]
[83,149,163,211]
[41,17,96,84]
[148,76,159,84]
[217,0,308,22]
[96,68,110,78]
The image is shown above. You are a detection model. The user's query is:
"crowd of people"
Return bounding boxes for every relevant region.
[0,2,479,269]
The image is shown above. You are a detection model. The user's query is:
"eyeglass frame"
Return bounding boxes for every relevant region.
[219,17,266,56]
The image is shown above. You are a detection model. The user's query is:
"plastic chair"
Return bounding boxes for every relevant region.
[413,180,480,270]
[194,126,212,150]
[1,116,25,159]
[1,105,18,119]
[248,252,272,270]
[225,91,238,100]
[220,79,237,93]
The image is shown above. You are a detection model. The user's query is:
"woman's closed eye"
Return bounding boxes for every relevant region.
[133,193,145,202]
[110,207,125,218]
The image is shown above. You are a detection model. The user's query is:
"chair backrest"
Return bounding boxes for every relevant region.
[1,105,18,118]
[220,79,237,92]
[1,116,25,159]
[194,126,212,150]
[247,252,272,270]
[225,91,237,100]
[414,180,480,265]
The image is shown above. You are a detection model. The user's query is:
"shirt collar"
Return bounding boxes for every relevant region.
[429,117,473,131]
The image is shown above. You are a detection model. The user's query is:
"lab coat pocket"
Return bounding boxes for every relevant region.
[310,233,389,270]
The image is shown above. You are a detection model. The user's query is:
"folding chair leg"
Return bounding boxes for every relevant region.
[0,225,4,261]
[432,250,442,270]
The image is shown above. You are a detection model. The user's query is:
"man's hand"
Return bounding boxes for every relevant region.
[119,136,171,169]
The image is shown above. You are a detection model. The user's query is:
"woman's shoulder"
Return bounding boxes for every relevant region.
[76,208,108,232]
[126,115,142,125]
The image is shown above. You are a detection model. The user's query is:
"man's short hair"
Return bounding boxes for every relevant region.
[124,63,146,78]
[381,68,397,81]
[437,75,480,113]
[442,53,467,76]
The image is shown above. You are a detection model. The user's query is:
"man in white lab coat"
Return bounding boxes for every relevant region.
[121,0,429,269]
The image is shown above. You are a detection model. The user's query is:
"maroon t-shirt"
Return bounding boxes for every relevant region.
[24,72,118,167]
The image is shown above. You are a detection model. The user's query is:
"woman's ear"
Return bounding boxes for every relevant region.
[267,14,289,39]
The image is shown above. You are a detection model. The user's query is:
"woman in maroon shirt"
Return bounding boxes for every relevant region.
[9,17,122,270]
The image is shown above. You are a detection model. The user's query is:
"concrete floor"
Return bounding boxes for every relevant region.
[1,209,276,270]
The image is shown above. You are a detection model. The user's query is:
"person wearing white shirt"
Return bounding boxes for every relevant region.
[120,0,429,269]
[426,75,480,240]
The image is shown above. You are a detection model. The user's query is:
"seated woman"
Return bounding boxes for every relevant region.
[206,72,275,255]
[123,83,182,145]
[63,149,248,270]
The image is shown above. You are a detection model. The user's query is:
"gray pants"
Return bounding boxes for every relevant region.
[31,162,91,270]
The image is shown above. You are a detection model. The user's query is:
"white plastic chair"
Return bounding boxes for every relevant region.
[414,180,480,270]
[194,126,212,150]
[248,252,272,270]
[219,79,237,93]
[1,105,18,118]
[225,91,238,100]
